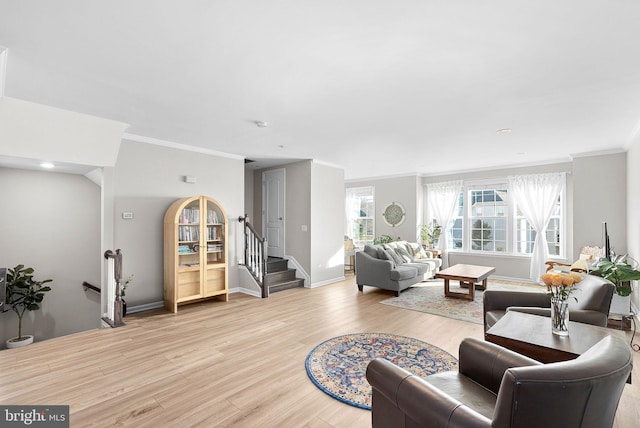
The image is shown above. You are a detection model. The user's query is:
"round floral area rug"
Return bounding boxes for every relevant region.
[305,332,458,410]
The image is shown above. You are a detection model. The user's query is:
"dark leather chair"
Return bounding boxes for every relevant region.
[366,336,632,428]
[483,273,614,333]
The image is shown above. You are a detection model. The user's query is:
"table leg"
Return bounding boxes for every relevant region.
[444,279,474,300]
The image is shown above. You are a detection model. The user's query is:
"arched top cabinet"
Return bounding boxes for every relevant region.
[163,195,228,313]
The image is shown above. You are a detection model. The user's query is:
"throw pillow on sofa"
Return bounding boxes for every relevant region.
[413,248,431,259]
[394,247,414,263]
[406,242,429,259]
[376,247,398,267]
[386,249,405,266]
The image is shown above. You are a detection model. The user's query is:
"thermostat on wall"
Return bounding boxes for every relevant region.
[122,212,134,220]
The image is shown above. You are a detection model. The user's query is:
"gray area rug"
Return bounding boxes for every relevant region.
[379,279,544,324]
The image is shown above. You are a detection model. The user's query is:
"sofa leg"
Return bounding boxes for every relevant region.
[395,291,400,297]
[357,284,363,292]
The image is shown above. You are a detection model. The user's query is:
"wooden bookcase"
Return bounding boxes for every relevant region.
[164,195,228,313]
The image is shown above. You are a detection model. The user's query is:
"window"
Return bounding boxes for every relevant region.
[469,188,508,253]
[432,179,564,257]
[345,186,375,248]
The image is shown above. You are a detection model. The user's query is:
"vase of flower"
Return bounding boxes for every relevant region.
[550,296,569,336]
[541,271,581,337]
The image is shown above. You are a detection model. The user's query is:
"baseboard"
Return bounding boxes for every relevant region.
[127,301,165,314]
[309,276,345,288]
[491,275,538,285]
[229,287,262,298]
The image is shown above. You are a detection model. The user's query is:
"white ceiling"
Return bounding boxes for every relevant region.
[1,1,640,180]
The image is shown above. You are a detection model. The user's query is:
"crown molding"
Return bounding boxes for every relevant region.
[345,171,421,183]
[123,132,244,161]
[311,158,344,170]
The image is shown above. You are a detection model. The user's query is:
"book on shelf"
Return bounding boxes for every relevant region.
[206,209,224,224]
[207,243,223,252]
[178,244,196,254]
[179,225,200,242]
[207,226,222,240]
[179,208,200,224]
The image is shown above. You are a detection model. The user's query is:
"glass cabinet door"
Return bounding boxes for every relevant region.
[177,198,202,300]
[203,198,226,297]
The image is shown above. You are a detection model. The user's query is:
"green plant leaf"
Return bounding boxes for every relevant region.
[5,265,52,339]
[616,284,633,296]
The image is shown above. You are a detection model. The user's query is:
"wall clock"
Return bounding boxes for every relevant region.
[382,202,406,227]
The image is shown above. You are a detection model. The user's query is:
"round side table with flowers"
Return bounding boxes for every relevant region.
[541,272,583,336]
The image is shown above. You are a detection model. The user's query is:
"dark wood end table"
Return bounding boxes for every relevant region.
[486,311,630,383]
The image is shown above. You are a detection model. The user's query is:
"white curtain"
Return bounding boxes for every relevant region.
[427,180,463,268]
[345,189,360,239]
[508,173,565,282]
[346,187,372,240]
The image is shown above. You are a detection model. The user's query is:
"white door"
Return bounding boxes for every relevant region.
[263,168,285,258]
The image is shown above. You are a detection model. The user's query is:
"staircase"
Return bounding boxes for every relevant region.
[265,257,305,293]
[239,216,304,297]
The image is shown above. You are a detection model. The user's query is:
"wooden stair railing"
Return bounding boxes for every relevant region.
[103,249,125,327]
[82,281,101,293]
[239,215,268,298]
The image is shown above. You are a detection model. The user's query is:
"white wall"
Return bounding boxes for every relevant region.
[627,140,640,313]
[0,168,101,347]
[310,162,345,285]
[284,162,312,272]
[346,175,421,242]
[252,160,345,285]
[573,152,627,255]
[112,140,245,307]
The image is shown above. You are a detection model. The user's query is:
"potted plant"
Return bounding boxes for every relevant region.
[420,220,441,248]
[591,254,640,315]
[373,235,395,245]
[120,274,133,316]
[5,264,52,348]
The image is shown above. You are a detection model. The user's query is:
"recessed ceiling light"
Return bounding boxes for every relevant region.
[40,162,55,169]
[255,121,268,128]
[496,128,512,135]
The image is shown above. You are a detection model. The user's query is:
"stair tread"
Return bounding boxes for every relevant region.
[265,268,296,276]
[269,278,305,293]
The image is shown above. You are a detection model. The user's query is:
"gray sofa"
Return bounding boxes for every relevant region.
[356,242,441,296]
[382,241,442,277]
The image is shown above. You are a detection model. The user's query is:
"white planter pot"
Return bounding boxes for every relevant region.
[6,335,34,349]
[610,293,631,316]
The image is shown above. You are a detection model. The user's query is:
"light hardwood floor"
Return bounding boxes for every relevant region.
[1,275,639,427]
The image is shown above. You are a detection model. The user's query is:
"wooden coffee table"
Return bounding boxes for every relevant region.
[435,264,495,300]
[486,311,628,363]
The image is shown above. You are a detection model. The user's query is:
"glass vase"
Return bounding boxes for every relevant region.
[551,297,569,336]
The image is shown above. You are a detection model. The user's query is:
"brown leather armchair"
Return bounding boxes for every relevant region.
[366,336,632,428]
[483,273,614,333]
